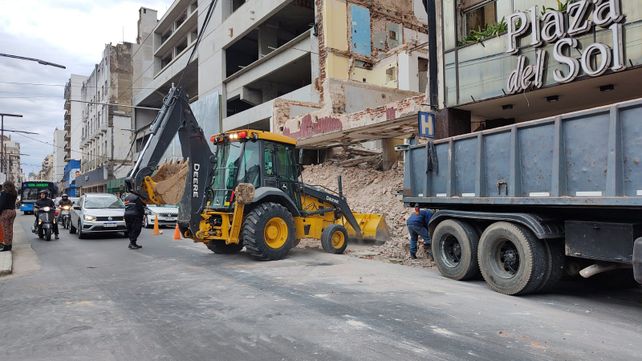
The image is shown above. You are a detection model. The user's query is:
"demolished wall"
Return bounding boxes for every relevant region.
[274,0,429,144]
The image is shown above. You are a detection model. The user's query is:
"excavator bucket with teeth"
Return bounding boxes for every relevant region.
[143,159,190,205]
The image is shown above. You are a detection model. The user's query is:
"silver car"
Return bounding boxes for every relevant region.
[144,205,179,228]
[70,193,126,238]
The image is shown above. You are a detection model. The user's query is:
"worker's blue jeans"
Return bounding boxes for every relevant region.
[408,224,431,255]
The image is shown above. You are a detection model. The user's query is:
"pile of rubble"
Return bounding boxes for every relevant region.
[300,162,433,267]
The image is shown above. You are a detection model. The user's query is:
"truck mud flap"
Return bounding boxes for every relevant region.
[634,238,642,284]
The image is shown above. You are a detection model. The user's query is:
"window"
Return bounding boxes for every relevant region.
[235,141,261,187]
[461,1,497,39]
[274,143,295,182]
[264,147,274,177]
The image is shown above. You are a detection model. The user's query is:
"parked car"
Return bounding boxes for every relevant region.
[69,193,126,238]
[144,204,179,228]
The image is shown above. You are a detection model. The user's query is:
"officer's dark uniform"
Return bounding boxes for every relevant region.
[124,193,145,249]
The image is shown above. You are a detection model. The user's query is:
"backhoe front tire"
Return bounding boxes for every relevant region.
[207,241,244,254]
[242,202,295,260]
[321,224,348,254]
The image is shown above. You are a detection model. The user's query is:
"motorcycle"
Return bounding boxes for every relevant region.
[33,206,56,241]
[59,205,71,230]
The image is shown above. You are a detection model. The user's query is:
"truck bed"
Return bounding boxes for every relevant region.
[403,98,642,210]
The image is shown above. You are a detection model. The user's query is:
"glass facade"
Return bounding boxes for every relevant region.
[441,0,642,107]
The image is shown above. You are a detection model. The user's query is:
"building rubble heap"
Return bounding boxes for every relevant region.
[301,161,433,267]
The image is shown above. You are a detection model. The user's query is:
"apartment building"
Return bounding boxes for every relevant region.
[75,43,135,194]
[132,0,430,164]
[52,128,66,186]
[1,135,22,184]
[38,154,54,182]
[63,74,88,163]
[433,0,642,135]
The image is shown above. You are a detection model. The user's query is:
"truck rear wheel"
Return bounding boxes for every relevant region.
[535,239,565,293]
[478,222,547,295]
[321,224,348,254]
[432,219,480,280]
[207,241,244,254]
[242,202,295,260]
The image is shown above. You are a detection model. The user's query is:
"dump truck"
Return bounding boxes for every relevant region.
[400,98,642,295]
[125,86,388,260]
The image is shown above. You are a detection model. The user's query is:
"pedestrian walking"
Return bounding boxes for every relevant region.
[124,192,145,249]
[406,206,433,259]
[0,181,18,252]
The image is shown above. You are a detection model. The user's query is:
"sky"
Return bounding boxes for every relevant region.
[0,0,174,177]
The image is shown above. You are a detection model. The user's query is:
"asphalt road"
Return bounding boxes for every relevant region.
[1,214,641,361]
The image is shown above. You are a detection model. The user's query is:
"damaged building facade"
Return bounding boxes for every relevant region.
[131,0,430,164]
[433,0,642,135]
[75,43,135,194]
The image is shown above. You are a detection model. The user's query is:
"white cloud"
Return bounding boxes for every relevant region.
[0,0,173,176]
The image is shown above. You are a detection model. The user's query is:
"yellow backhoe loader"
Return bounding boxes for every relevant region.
[126,86,388,260]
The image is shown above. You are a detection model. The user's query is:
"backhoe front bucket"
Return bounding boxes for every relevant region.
[143,160,189,204]
[343,213,390,243]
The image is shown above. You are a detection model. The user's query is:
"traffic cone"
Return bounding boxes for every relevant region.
[173,223,181,240]
[153,214,161,235]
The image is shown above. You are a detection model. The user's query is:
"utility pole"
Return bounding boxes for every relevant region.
[0,113,23,174]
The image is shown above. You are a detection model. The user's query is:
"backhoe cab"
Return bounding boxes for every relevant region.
[127,86,388,260]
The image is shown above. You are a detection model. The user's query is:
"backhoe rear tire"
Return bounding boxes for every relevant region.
[321,224,348,254]
[207,241,244,254]
[242,202,295,261]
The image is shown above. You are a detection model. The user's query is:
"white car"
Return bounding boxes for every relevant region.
[70,193,126,238]
[143,204,178,228]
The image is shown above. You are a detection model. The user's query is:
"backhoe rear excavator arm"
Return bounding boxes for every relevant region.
[125,86,214,237]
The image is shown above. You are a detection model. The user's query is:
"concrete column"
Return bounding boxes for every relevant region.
[436,108,471,139]
[381,138,402,171]
[258,23,279,58]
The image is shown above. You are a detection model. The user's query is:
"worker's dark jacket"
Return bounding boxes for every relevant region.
[0,192,17,211]
[35,198,56,210]
[58,199,73,207]
[124,194,146,218]
[406,209,433,228]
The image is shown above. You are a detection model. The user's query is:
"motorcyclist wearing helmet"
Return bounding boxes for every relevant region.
[58,194,73,208]
[34,190,59,239]
[57,194,74,226]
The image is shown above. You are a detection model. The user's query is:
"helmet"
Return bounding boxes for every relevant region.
[61,193,69,199]
[39,190,49,196]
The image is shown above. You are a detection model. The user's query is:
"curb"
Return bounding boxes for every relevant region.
[0,250,12,276]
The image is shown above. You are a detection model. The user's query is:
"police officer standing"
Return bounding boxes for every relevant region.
[124,193,145,249]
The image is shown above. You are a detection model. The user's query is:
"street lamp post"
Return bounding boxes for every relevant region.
[0,113,23,174]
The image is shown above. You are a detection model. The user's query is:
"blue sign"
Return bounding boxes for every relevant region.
[418,111,435,139]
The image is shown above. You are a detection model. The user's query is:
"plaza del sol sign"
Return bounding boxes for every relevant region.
[505,0,625,94]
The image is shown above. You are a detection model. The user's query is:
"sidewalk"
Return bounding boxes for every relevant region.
[0,248,11,276]
[0,220,30,277]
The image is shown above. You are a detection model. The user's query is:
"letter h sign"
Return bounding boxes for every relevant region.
[418,111,435,139]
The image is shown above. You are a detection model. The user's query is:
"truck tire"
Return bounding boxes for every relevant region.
[432,219,480,280]
[321,224,348,254]
[242,202,295,260]
[535,239,565,293]
[478,222,547,295]
[207,241,244,254]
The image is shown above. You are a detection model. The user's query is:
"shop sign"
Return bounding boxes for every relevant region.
[505,0,625,94]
